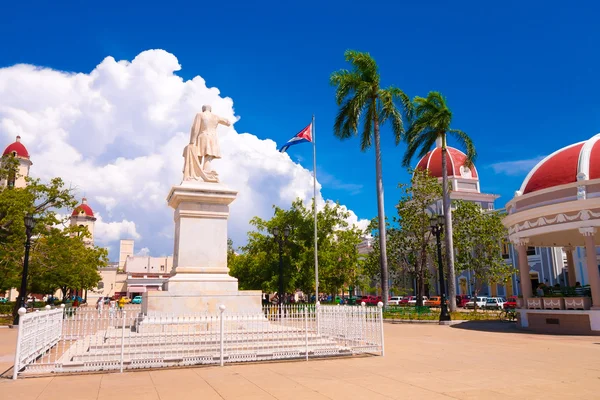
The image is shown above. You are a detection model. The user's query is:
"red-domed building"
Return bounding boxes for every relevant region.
[415,139,498,211]
[504,132,600,334]
[70,198,97,246]
[1,135,32,188]
[415,140,506,297]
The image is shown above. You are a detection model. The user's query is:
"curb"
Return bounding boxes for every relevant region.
[384,319,467,326]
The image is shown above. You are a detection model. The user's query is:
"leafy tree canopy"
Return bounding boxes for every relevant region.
[229,199,365,297]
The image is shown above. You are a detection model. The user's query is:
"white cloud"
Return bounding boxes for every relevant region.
[94,214,140,243]
[488,156,545,176]
[0,50,367,258]
[135,247,150,257]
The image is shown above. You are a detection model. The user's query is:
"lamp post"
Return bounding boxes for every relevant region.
[430,215,451,323]
[271,226,291,306]
[14,214,36,325]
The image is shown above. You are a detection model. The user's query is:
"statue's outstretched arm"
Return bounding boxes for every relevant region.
[218,117,231,127]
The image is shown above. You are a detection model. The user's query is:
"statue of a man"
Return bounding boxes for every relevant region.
[182,105,231,183]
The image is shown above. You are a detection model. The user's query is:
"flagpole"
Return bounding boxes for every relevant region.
[312,114,319,303]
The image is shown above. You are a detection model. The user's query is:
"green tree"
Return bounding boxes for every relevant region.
[401,92,476,311]
[330,50,412,306]
[0,170,107,319]
[229,199,364,301]
[28,225,106,298]
[0,175,78,293]
[453,200,513,306]
[388,169,443,307]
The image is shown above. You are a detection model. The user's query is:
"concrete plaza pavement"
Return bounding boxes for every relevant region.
[1,321,600,399]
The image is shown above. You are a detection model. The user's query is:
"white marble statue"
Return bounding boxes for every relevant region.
[183,105,231,183]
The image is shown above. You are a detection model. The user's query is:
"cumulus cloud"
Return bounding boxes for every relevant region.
[0,50,367,259]
[94,214,140,243]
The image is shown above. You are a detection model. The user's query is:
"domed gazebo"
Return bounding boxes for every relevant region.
[503,133,600,334]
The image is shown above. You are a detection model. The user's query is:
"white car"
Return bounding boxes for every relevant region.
[484,297,506,310]
[464,296,487,309]
[388,296,403,305]
[408,296,428,306]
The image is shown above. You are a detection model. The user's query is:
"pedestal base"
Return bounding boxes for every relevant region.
[142,289,262,315]
[139,181,263,319]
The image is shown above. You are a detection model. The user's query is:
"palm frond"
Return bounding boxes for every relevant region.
[378,88,405,145]
[449,129,477,166]
[402,129,436,167]
[330,69,364,106]
[344,50,378,84]
[333,82,371,140]
[361,100,374,150]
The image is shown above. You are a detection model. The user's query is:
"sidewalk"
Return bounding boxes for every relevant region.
[2,322,600,399]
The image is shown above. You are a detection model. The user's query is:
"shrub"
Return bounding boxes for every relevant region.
[0,304,13,315]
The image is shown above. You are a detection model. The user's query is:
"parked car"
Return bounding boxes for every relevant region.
[424,296,442,307]
[504,296,518,309]
[131,296,143,304]
[464,296,487,309]
[408,296,428,306]
[0,297,8,304]
[484,297,506,310]
[388,296,403,305]
[399,296,411,305]
[456,295,472,307]
[355,295,380,305]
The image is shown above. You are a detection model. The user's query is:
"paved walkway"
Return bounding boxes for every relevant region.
[1,322,600,399]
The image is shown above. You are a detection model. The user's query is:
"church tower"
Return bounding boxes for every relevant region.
[1,135,32,188]
[70,198,96,246]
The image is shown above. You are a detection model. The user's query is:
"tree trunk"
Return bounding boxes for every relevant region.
[441,134,458,311]
[373,110,389,307]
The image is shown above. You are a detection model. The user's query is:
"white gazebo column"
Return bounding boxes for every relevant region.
[580,227,600,308]
[563,246,577,287]
[513,238,533,300]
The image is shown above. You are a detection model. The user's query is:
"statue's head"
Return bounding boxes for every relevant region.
[202,105,212,112]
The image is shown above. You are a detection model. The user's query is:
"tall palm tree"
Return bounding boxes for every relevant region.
[330,50,412,307]
[401,92,476,311]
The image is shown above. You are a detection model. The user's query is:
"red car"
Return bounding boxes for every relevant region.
[456,295,472,307]
[504,296,518,309]
[357,295,381,305]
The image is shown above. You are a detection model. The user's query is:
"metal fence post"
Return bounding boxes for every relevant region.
[219,304,226,367]
[304,306,309,361]
[120,311,126,373]
[377,302,385,356]
[12,308,27,380]
[315,301,320,336]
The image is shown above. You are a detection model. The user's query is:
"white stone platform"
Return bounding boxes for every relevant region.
[142,181,261,317]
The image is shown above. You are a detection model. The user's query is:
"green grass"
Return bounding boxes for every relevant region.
[383,306,502,321]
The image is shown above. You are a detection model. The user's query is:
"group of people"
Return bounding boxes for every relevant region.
[96,296,127,315]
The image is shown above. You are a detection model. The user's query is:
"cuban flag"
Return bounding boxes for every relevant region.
[279,123,313,153]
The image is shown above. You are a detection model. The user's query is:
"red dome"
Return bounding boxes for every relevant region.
[416,146,478,179]
[72,198,95,217]
[2,136,29,158]
[520,133,600,195]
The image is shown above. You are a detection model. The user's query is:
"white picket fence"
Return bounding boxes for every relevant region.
[12,303,384,379]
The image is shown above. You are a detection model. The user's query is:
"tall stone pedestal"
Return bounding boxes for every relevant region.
[142,181,261,315]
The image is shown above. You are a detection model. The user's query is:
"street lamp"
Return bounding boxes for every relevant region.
[429,214,451,323]
[271,225,291,306]
[14,214,36,325]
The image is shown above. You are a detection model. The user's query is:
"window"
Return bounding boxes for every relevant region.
[501,242,510,259]
[527,247,536,256]
[160,265,165,272]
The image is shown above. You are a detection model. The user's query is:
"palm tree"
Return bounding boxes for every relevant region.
[401,92,476,311]
[330,50,412,307]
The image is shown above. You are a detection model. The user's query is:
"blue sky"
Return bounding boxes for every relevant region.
[2,0,600,227]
